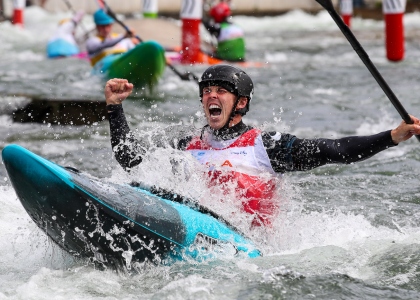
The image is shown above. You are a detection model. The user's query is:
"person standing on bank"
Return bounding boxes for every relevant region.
[105,64,420,227]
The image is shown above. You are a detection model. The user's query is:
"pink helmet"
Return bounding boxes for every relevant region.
[210,2,231,23]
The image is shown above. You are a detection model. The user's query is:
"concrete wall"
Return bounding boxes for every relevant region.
[3,0,388,18]
[25,0,339,15]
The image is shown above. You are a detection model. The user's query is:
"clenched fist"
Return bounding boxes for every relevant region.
[105,78,134,105]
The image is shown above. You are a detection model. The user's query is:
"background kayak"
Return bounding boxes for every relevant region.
[93,40,166,91]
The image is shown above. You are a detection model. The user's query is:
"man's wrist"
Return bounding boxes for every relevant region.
[106,100,122,105]
[106,104,123,113]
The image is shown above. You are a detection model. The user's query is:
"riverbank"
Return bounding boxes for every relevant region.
[353,2,420,20]
[1,0,420,20]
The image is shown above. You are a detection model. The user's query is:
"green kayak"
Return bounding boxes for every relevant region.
[93,40,166,90]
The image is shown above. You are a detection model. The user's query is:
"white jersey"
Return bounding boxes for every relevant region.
[48,21,77,45]
[86,33,136,66]
[187,128,275,177]
[218,23,244,42]
[186,129,279,227]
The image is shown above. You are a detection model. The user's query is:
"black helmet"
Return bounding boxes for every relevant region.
[199,64,254,115]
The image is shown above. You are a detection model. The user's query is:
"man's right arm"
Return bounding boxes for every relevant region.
[107,104,143,170]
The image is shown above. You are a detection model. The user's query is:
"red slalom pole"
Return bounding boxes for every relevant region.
[180,0,202,64]
[12,0,26,28]
[383,0,406,62]
[340,0,353,28]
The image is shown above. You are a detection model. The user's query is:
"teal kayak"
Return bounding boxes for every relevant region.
[2,144,260,269]
[93,40,166,90]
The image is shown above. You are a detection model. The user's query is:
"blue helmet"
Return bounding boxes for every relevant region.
[93,9,114,25]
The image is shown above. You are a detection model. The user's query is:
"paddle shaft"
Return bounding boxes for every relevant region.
[61,0,88,34]
[103,8,144,42]
[316,0,420,141]
[99,1,199,83]
[62,0,74,12]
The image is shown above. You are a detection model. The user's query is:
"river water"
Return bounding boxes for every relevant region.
[1,6,420,299]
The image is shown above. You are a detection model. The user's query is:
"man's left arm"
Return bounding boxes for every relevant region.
[262,130,396,172]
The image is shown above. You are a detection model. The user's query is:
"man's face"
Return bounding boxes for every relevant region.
[201,86,246,130]
[97,24,112,38]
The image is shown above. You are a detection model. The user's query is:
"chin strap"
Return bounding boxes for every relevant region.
[220,95,241,131]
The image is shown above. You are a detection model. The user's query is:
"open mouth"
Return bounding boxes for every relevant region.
[209,104,222,116]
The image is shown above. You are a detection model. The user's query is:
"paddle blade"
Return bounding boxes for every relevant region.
[95,0,113,18]
[182,71,199,82]
[95,0,116,20]
[176,71,199,82]
[95,0,105,9]
[167,63,199,83]
[315,0,335,11]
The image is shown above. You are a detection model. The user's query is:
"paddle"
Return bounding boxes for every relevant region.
[61,0,89,37]
[95,0,199,83]
[315,0,420,142]
[62,0,74,12]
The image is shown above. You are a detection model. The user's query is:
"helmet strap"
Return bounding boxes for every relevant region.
[223,95,242,130]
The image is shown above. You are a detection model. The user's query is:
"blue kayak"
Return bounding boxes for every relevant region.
[2,144,260,269]
[47,38,80,58]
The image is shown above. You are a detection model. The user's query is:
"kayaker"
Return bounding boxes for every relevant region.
[86,9,138,67]
[203,1,246,62]
[104,64,420,227]
[46,11,85,58]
